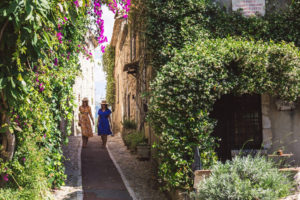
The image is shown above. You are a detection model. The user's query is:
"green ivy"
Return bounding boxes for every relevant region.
[0,0,90,198]
[102,45,116,108]
[145,0,300,191]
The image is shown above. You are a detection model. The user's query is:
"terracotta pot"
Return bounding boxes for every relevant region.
[137,144,150,160]
[277,149,283,156]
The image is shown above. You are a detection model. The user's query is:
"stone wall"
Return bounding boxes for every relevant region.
[110,12,159,147]
[262,94,300,165]
[110,17,138,133]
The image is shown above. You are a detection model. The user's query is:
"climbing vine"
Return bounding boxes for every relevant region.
[145,0,300,191]
[0,0,130,199]
[102,45,116,108]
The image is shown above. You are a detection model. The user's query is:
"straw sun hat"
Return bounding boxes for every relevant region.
[82,97,89,102]
[101,100,108,105]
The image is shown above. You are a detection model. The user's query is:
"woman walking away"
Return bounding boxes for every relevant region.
[79,97,94,148]
[97,100,112,148]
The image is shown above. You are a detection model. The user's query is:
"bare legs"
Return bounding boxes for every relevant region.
[82,136,88,148]
[100,135,107,147]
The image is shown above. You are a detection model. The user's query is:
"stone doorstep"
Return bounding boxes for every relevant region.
[193,170,212,190]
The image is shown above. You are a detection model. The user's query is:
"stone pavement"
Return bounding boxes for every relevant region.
[53,136,83,200]
[107,132,167,200]
[53,134,166,200]
[82,136,132,200]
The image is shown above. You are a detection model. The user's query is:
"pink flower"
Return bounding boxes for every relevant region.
[39,83,45,92]
[54,58,58,66]
[74,0,79,7]
[101,46,105,53]
[3,174,8,182]
[64,17,68,21]
[43,134,46,138]
[57,32,62,39]
[22,157,26,162]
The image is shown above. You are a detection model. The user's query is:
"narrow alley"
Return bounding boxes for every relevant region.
[54,134,167,200]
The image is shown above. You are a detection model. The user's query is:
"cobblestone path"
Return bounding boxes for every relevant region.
[107,133,167,200]
[82,136,132,200]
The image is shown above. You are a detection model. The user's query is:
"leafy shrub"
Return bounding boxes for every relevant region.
[148,36,300,190]
[0,142,53,200]
[122,119,137,130]
[123,131,145,150]
[145,0,300,191]
[191,156,294,200]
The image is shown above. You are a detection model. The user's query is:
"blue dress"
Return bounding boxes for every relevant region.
[98,109,112,135]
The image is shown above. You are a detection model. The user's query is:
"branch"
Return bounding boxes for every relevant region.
[0,19,9,45]
[1,91,8,110]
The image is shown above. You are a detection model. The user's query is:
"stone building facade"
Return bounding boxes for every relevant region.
[110,12,157,145]
[110,1,300,164]
[72,36,97,136]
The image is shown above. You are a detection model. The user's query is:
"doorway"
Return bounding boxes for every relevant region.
[210,94,263,161]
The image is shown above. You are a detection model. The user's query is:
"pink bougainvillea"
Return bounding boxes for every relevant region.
[91,0,131,53]
[74,0,79,8]
[3,174,8,182]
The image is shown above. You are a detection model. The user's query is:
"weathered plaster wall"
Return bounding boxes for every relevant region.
[262,94,300,165]
[111,18,137,133]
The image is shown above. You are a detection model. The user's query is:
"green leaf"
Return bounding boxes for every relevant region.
[0,126,7,133]
[25,0,34,21]
[8,77,15,88]
[0,77,7,90]
[32,32,37,45]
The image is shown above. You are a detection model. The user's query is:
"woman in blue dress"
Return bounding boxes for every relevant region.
[97,100,112,147]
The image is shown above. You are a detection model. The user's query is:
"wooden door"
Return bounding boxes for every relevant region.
[210,94,263,161]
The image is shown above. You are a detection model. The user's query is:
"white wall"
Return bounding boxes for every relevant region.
[73,39,96,136]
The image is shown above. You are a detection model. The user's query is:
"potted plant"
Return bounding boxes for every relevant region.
[137,138,151,160]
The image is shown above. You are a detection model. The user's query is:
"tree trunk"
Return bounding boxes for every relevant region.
[1,114,15,161]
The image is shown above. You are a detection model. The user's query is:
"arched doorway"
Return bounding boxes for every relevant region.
[211,94,263,161]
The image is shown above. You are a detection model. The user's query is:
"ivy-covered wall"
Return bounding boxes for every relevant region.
[145,0,300,191]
